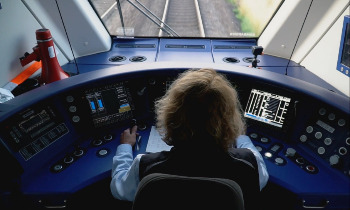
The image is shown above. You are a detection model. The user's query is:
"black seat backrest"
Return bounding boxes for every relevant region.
[132,173,245,210]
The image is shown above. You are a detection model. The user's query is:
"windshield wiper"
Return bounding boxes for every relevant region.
[120,0,179,37]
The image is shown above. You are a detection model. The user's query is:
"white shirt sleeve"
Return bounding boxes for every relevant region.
[110,144,143,201]
[236,135,269,190]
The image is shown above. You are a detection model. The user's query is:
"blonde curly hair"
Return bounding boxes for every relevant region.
[155,68,246,151]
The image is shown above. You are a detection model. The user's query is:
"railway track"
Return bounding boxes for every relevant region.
[91,0,205,37]
[161,0,205,37]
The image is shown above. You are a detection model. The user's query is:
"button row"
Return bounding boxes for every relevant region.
[249,133,270,144]
[51,147,86,173]
[250,132,319,174]
[285,147,318,174]
[318,108,346,127]
[91,134,113,147]
[249,132,285,166]
[51,133,114,173]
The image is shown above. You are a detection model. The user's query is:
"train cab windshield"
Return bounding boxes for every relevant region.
[0,1,349,210]
[89,0,283,38]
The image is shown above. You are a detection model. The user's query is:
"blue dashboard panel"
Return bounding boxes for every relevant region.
[61,38,344,95]
[0,62,350,209]
[75,38,159,65]
[211,39,256,65]
[157,38,213,62]
[2,39,350,209]
[211,39,296,68]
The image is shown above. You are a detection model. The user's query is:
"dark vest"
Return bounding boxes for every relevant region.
[139,140,261,210]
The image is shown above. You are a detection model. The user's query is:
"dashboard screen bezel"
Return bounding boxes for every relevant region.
[241,85,295,134]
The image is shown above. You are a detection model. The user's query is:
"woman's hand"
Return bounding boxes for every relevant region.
[120,125,138,146]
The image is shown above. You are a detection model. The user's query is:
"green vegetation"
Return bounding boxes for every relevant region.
[228,0,257,35]
[227,0,282,36]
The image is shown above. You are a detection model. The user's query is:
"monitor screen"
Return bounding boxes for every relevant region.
[84,82,134,128]
[244,89,291,128]
[337,16,350,76]
[1,104,68,161]
[341,23,350,68]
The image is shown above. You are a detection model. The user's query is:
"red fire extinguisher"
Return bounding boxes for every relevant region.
[20,28,69,84]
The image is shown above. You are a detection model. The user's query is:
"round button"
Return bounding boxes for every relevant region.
[92,139,103,146]
[306,126,313,133]
[300,135,307,142]
[315,132,322,139]
[285,148,296,157]
[329,155,340,166]
[264,152,273,158]
[317,147,325,155]
[306,165,316,173]
[324,138,332,146]
[64,156,74,164]
[66,95,74,103]
[339,147,347,155]
[255,145,263,152]
[296,157,305,165]
[250,133,258,139]
[73,149,84,157]
[69,106,77,113]
[104,134,113,141]
[260,137,270,143]
[338,119,346,126]
[328,113,335,121]
[275,157,285,165]
[72,115,80,123]
[53,164,63,172]
[97,149,109,157]
[318,108,326,116]
[346,137,350,146]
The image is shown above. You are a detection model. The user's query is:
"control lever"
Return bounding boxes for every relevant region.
[130,119,142,150]
[136,136,142,151]
[130,118,147,130]
[137,87,146,96]
[251,46,263,68]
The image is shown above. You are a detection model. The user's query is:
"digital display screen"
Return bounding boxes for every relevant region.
[341,23,350,68]
[1,105,68,161]
[244,89,291,128]
[85,82,134,128]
